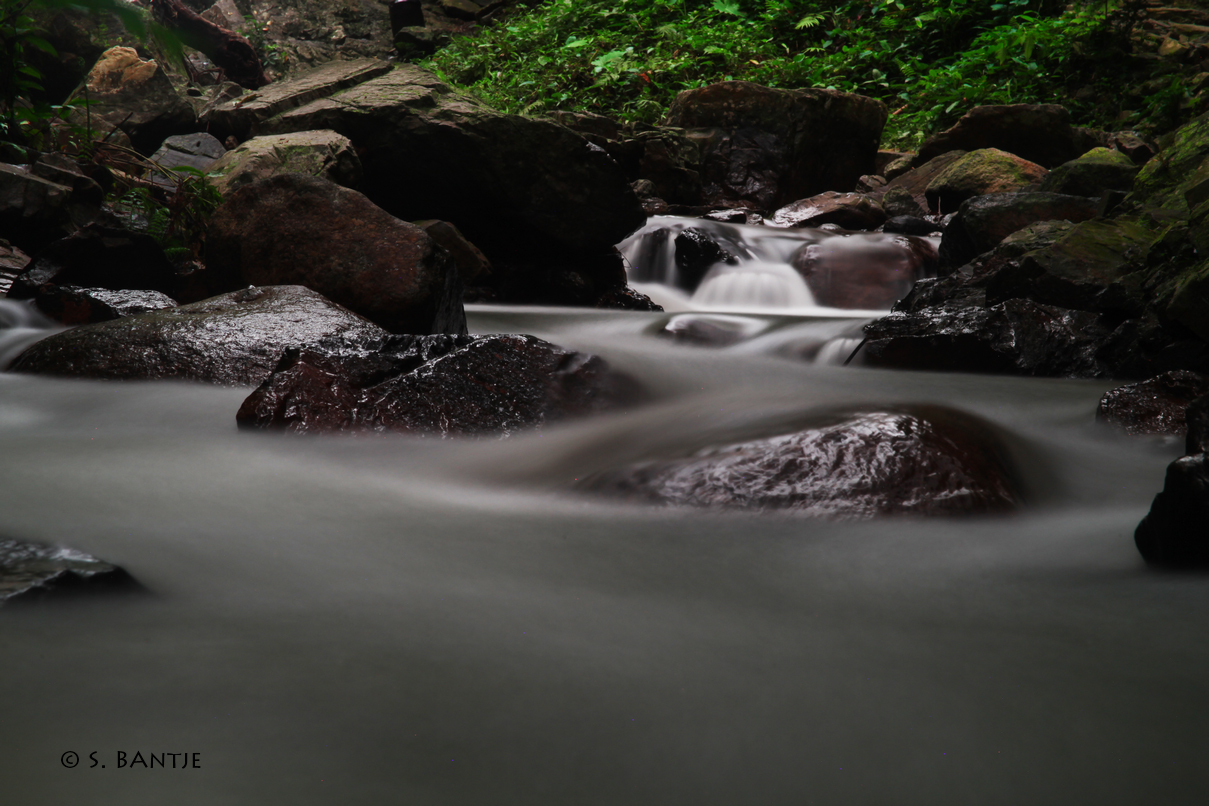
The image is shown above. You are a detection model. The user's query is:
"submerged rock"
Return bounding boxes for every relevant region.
[0,537,142,605]
[237,333,644,436]
[1097,371,1209,436]
[11,285,386,386]
[206,174,465,335]
[580,407,1022,518]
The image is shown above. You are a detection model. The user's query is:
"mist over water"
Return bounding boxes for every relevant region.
[2,256,1208,803]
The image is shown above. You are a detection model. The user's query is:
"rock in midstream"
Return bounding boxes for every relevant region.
[579,406,1023,518]
[0,537,142,606]
[237,332,645,437]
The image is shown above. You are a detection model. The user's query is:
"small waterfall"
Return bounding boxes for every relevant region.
[619,215,937,315]
[0,299,60,370]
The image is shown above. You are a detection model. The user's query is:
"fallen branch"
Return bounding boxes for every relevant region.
[147,0,267,89]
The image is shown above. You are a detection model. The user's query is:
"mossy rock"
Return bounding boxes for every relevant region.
[1039,147,1140,198]
[924,148,1049,214]
[206,130,363,195]
[1131,114,1209,219]
[1161,258,1209,341]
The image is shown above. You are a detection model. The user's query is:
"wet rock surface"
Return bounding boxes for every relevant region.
[206,174,465,335]
[792,233,936,310]
[0,538,142,605]
[673,227,736,290]
[33,286,178,325]
[12,285,387,386]
[580,407,1023,518]
[772,192,886,231]
[237,333,644,436]
[1097,370,1209,436]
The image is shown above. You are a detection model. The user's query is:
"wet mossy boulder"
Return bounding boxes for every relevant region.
[937,192,1100,271]
[1040,147,1141,199]
[207,130,362,195]
[924,149,1049,214]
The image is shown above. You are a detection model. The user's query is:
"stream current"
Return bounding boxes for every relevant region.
[1,219,1207,804]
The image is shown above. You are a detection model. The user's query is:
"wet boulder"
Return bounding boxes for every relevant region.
[206,130,362,195]
[674,227,736,290]
[879,185,928,219]
[863,299,1114,377]
[772,192,886,231]
[874,151,967,215]
[1039,147,1141,199]
[914,104,1079,170]
[0,537,142,606]
[32,286,177,325]
[937,192,1101,271]
[924,149,1049,215]
[206,174,465,335]
[1135,451,1209,567]
[69,47,196,153]
[254,63,645,304]
[236,333,643,436]
[9,224,177,301]
[792,234,936,310]
[662,80,888,210]
[579,407,1022,519]
[983,217,1156,313]
[1097,371,1209,436]
[11,285,387,386]
[0,239,30,295]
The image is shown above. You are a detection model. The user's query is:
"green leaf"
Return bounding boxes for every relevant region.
[711,0,743,18]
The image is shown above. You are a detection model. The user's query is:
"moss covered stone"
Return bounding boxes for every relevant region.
[924,148,1049,214]
[1039,147,1140,198]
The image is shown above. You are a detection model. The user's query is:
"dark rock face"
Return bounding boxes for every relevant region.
[772,192,886,230]
[9,225,177,301]
[12,285,387,386]
[792,234,936,310]
[938,192,1100,271]
[873,151,966,215]
[594,286,663,312]
[236,333,643,436]
[0,537,142,605]
[416,219,491,285]
[254,64,645,302]
[1097,371,1209,436]
[580,407,1022,518]
[674,227,736,290]
[662,80,888,210]
[33,286,177,325]
[0,163,87,253]
[914,104,1079,169]
[864,299,1113,377]
[883,215,940,236]
[206,174,465,335]
[1135,451,1209,567]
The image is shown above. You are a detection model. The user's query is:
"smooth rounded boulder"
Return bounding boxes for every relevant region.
[11,285,388,386]
[206,174,466,335]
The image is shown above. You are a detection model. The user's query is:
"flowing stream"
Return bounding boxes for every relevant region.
[1,222,1207,804]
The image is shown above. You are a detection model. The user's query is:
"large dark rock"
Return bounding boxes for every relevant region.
[1039,147,1141,199]
[236,333,643,436]
[914,104,1079,169]
[674,227,736,290]
[874,151,966,215]
[662,81,888,210]
[0,163,90,253]
[9,225,177,301]
[864,299,1114,377]
[206,174,465,335]
[1097,371,1209,436]
[253,64,645,305]
[1,537,142,605]
[11,285,387,386]
[792,234,936,310]
[579,407,1022,519]
[1135,448,1209,567]
[938,192,1101,271]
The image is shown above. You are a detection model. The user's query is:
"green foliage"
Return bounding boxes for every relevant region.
[111,165,222,259]
[426,0,1151,147]
[240,13,287,70]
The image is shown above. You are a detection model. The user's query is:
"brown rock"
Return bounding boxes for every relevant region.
[579,407,1023,519]
[874,151,967,214]
[792,234,935,310]
[415,219,491,284]
[772,191,886,230]
[1097,371,1209,436]
[206,174,465,335]
[70,47,196,153]
[236,332,644,436]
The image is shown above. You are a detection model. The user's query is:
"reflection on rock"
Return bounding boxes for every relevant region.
[0,538,142,605]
